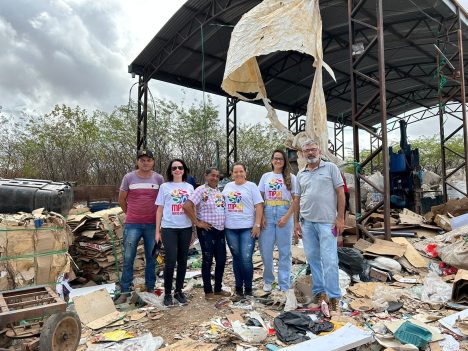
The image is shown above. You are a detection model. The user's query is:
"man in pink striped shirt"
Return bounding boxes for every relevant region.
[115,150,164,304]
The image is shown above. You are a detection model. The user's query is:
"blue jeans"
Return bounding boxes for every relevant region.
[120,223,156,293]
[301,220,341,298]
[225,228,255,291]
[197,227,227,294]
[259,205,292,291]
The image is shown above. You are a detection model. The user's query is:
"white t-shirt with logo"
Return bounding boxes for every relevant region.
[257,172,298,202]
[155,182,194,228]
[222,181,263,229]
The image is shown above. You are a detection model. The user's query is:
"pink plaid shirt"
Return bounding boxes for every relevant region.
[188,184,226,230]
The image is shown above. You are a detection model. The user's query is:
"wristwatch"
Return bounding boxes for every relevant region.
[254,224,261,228]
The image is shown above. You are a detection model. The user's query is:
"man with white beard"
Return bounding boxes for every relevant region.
[293,140,345,316]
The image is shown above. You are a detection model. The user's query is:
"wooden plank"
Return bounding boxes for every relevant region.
[392,237,428,268]
[0,295,9,313]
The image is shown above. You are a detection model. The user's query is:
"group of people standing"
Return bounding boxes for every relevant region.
[117,140,345,315]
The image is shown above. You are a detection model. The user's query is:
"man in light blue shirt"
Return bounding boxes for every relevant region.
[294,140,345,316]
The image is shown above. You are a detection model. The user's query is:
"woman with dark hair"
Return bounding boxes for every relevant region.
[222,162,263,298]
[183,167,231,300]
[155,159,194,307]
[258,149,298,293]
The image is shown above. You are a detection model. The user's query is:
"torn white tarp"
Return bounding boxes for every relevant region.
[221,0,337,163]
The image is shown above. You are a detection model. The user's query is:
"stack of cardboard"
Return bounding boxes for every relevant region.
[0,209,72,290]
[67,208,145,284]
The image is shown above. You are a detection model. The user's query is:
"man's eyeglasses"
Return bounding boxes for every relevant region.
[303,148,319,153]
[171,166,184,171]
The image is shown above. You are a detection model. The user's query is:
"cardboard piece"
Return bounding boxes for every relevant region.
[451,269,468,304]
[434,214,452,232]
[364,239,407,258]
[349,298,373,312]
[73,288,125,330]
[399,209,424,225]
[438,307,468,336]
[348,282,385,299]
[391,237,428,268]
[227,311,244,326]
[280,323,373,351]
[160,338,218,351]
[374,335,418,350]
[384,319,444,342]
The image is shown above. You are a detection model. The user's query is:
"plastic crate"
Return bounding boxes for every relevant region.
[394,321,432,349]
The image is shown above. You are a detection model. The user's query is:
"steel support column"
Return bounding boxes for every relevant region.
[437,10,468,200]
[288,112,305,135]
[226,97,238,176]
[137,75,148,151]
[458,9,468,196]
[333,122,345,160]
[348,0,391,240]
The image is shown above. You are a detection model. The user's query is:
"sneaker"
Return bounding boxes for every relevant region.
[205,292,216,300]
[113,292,130,305]
[329,298,341,316]
[311,293,328,307]
[174,291,188,305]
[163,294,174,307]
[214,290,231,297]
[263,283,273,292]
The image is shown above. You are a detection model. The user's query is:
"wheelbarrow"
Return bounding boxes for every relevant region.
[0,285,81,351]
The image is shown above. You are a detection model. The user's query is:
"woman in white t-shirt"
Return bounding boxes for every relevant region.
[258,149,298,293]
[222,162,263,298]
[155,159,194,307]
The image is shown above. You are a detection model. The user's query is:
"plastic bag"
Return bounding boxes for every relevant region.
[438,239,468,270]
[339,269,351,296]
[86,333,163,351]
[371,286,402,312]
[284,288,298,312]
[421,271,452,304]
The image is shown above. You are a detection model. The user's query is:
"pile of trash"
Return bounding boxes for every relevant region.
[67,208,138,285]
[0,208,72,290]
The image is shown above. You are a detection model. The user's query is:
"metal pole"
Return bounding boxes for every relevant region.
[377,0,391,240]
[458,9,468,194]
[348,0,361,237]
[437,42,448,202]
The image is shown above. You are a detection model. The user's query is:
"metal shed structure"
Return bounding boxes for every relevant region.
[128,0,468,239]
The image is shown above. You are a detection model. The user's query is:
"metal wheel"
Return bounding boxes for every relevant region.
[0,329,12,348]
[39,312,81,351]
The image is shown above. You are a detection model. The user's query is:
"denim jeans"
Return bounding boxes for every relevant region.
[259,205,293,291]
[225,228,255,291]
[120,223,156,293]
[161,227,192,295]
[301,220,341,298]
[197,227,227,293]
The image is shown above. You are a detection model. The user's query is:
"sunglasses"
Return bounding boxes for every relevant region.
[171,166,184,171]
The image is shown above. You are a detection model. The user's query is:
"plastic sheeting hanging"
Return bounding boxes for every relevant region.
[221,0,338,164]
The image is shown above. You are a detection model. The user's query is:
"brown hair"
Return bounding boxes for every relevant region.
[271,149,292,191]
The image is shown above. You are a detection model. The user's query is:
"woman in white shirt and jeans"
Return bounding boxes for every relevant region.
[155,159,194,307]
[222,162,263,298]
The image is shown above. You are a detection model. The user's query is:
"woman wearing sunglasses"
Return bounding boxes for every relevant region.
[258,149,298,294]
[155,159,194,307]
[222,162,263,298]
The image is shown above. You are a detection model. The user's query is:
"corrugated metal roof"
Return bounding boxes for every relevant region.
[129,0,468,127]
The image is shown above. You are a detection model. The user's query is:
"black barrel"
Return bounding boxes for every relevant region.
[0,178,74,215]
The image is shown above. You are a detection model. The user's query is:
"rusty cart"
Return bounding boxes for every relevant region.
[0,286,81,351]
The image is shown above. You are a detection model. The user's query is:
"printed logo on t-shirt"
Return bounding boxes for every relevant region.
[267,178,283,200]
[226,191,243,212]
[214,193,225,208]
[170,189,189,215]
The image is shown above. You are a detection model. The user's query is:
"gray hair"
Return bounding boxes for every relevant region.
[301,139,320,150]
